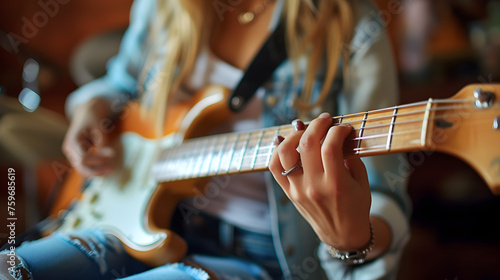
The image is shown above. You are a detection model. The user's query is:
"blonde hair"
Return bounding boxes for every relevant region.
[142,0,354,134]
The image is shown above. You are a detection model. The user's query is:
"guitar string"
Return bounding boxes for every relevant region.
[156,115,473,177]
[156,129,417,179]
[166,100,476,153]
[159,103,476,160]
[251,106,475,153]
[349,111,469,133]
[331,98,475,121]
[331,104,476,127]
[154,99,483,178]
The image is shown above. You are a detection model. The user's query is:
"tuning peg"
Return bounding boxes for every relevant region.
[473,88,495,109]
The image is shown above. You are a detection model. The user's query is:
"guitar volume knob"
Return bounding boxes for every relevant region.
[89,193,99,204]
[72,217,82,229]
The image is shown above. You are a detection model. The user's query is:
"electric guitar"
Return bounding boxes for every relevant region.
[55,84,500,267]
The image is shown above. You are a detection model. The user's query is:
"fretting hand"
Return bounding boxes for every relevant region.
[269,112,372,251]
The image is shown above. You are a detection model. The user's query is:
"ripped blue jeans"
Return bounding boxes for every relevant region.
[4,229,149,280]
[2,215,280,280]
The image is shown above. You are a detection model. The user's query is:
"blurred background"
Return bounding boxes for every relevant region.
[0,0,500,279]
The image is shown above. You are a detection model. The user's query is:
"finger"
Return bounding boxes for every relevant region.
[62,129,84,163]
[322,124,353,178]
[81,154,114,168]
[81,147,116,166]
[344,155,369,187]
[62,145,114,177]
[66,124,111,154]
[77,163,114,177]
[269,136,291,189]
[86,146,115,158]
[277,130,303,177]
[62,141,84,169]
[87,127,108,148]
[298,112,333,177]
[76,127,111,154]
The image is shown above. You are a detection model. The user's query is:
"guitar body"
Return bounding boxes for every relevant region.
[56,86,233,267]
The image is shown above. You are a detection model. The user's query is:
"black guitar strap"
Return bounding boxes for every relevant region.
[228,21,287,112]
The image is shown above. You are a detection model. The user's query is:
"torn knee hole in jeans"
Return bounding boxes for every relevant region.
[1,254,33,280]
[10,262,33,280]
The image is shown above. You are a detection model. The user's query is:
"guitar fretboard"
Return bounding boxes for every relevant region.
[152,98,474,182]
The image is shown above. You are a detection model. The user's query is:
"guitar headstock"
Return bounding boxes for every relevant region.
[427,84,500,195]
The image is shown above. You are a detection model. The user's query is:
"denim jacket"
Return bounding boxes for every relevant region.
[66,0,411,279]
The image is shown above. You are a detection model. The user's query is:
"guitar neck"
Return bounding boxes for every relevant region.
[152,97,467,182]
[153,124,293,182]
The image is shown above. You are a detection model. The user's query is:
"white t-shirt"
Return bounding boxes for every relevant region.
[181,47,271,234]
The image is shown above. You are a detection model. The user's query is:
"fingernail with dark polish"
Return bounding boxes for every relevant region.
[292,119,305,131]
[274,135,285,146]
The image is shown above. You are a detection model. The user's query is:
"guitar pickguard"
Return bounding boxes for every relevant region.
[57,132,179,250]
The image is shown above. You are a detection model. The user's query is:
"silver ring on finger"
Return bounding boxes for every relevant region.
[281,162,302,176]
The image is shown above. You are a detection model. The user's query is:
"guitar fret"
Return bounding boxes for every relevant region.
[237,133,251,172]
[214,134,229,175]
[179,149,190,179]
[172,141,196,180]
[201,136,217,176]
[421,98,433,146]
[193,139,208,177]
[355,145,387,154]
[163,149,175,179]
[386,107,398,151]
[251,130,265,170]
[265,127,280,167]
[225,134,239,173]
[184,141,200,179]
[174,144,187,179]
[357,112,368,155]
[174,144,186,177]
[165,149,176,180]
[189,140,205,178]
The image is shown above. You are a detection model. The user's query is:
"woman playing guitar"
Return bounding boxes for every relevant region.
[0,0,411,279]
